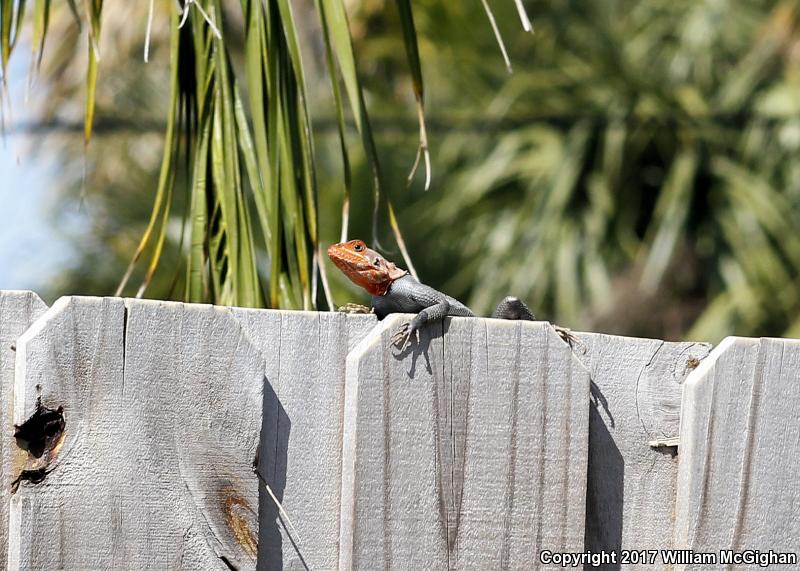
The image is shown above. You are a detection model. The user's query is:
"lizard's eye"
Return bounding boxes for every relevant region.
[354,242,364,252]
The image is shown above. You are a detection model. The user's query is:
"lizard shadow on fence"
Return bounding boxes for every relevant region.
[584,380,624,571]
[389,318,448,378]
[257,378,310,571]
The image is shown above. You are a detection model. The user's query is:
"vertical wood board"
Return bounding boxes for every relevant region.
[0,292,47,571]
[675,336,800,569]
[230,309,376,571]
[575,332,711,567]
[340,316,590,570]
[8,297,265,571]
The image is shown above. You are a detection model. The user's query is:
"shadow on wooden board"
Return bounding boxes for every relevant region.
[257,379,301,571]
[388,316,445,377]
[584,380,624,571]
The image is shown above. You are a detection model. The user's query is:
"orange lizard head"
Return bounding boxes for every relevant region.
[327,239,407,296]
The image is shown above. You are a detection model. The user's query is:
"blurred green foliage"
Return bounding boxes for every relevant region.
[6,0,800,342]
[343,0,800,341]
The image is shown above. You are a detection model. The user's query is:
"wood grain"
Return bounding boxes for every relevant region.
[9,295,798,570]
[340,315,590,570]
[8,298,265,571]
[230,309,375,570]
[575,332,711,567]
[0,292,47,571]
[675,337,800,569]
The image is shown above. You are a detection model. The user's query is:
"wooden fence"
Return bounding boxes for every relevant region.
[0,290,797,570]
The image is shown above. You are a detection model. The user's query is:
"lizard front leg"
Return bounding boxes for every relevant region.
[391,299,451,351]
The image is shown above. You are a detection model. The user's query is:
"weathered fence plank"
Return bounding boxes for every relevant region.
[674,337,800,569]
[576,333,711,567]
[230,309,376,570]
[340,316,590,570]
[0,292,47,571]
[8,298,265,571]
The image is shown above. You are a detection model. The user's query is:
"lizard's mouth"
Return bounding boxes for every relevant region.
[327,245,363,272]
[327,243,392,296]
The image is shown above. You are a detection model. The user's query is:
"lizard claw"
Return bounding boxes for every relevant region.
[391,322,419,351]
[555,325,586,353]
[336,303,373,314]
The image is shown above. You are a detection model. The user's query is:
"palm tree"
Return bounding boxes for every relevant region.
[5,0,800,343]
[1,0,463,309]
[344,0,800,342]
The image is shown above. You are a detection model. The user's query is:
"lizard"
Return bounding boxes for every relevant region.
[327,239,575,349]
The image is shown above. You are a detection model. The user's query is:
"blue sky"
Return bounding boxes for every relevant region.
[0,54,73,293]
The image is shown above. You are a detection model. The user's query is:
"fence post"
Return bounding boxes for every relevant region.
[675,337,800,568]
[231,308,376,569]
[0,292,47,571]
[340,315,590,569]
[576,333,711,564]
[8,298,265,571]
